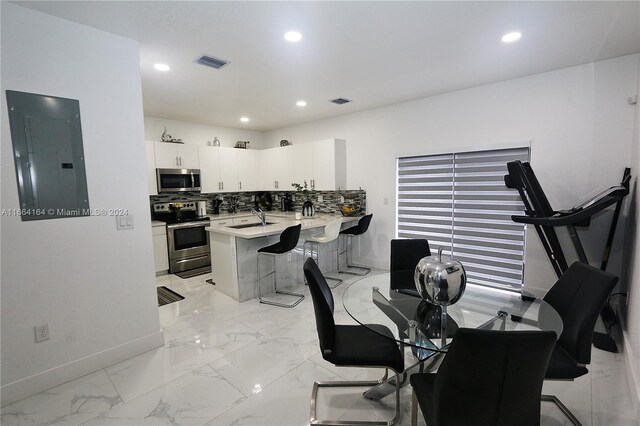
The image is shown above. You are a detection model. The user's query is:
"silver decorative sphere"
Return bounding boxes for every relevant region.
[414,247,466,305]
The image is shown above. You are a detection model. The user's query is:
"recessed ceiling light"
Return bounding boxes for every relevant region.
[296,100,307,107]
[284,31,302,42]
[240,117,250,123]
[153,63,170,71]
[501,32,522,43]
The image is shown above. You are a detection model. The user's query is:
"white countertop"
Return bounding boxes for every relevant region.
[151,220,166,227]
[206,212,289,220]
[206,212,361,239]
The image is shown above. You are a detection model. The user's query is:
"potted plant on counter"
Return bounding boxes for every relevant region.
[292,181,315,217]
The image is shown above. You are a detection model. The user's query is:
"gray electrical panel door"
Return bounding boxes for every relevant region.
[6,90,90,221]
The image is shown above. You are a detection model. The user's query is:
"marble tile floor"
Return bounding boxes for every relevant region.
[2,271,638,426]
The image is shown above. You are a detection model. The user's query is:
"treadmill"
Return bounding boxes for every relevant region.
[504,160,631,352]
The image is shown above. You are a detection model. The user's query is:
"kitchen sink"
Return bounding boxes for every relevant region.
[227,222,275,229]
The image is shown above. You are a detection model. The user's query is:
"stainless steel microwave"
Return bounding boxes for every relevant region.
[156,168,201,193]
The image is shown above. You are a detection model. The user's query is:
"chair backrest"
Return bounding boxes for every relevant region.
[543,261,618,365]
[431,328,556,426]
[357,214,373,234]
[323,218,343,242]
[303,257,336,354]
[390,239,431,272]
[279,224,301,252]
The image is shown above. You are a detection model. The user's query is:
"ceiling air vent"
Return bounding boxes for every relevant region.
[330,98,351,105]
[196,55,229,70]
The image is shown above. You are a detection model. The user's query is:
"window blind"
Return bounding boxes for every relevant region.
[397,147,530,291]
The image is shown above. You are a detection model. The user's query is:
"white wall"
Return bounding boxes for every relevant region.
[144,116,265,149]
[1,4,163,404]
[264,54,639,295]
[620,59,640,414]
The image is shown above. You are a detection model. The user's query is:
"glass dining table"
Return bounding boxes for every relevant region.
[342,270,563,399]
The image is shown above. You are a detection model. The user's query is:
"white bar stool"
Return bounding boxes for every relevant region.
[303,218,343,289]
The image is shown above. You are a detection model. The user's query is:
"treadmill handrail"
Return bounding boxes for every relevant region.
[511,187,629,227]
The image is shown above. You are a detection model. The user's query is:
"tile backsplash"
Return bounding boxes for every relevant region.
[150,189,366,215]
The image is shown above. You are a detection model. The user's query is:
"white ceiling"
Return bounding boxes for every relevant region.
[15,1,640,131]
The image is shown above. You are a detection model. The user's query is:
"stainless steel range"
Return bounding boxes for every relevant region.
[153,201,211,278]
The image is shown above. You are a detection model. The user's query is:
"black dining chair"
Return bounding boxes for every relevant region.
[256,224,304,308]
[390,239,430,291]
[410,328,557,426]
[541,261,618,425]
[390,238,430,272]
[304,257,405,425]
[338,213,373,275]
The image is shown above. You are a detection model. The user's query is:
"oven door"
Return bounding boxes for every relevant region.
[157,168,201,193]
[167,220,211,272]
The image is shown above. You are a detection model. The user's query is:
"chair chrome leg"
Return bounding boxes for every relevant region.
[339,235,371,276]
[258,251,305,308]
[308,240,343,289]
[310,368,401,426]
[541,394,583,426]
[411,390,418,426]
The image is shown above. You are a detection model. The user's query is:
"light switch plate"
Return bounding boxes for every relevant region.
[116,214,134,230]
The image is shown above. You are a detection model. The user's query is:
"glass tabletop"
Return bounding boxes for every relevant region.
[342,271,563,355]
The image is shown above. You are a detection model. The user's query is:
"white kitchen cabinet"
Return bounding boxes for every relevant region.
[311,138,346,190]
[259,145,293,191]
[154,142,199,169]
[152,225,169,274]
[199,147,244,193]
[237,149,258,192]
[199,146,222,193]
[209,217,232,226]
[292,142,313,187]
[259,148,278,190]
[219,147,239,192]
[146,141,158,195]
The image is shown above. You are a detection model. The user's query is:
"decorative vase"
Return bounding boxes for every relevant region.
[414,247,466,347]
[302,201,315,217]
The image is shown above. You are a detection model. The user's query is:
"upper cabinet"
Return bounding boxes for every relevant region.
[290,139,346,191]
[198,146,221,193]
[312,138,346,191]
[219,148,239,192]
[199,147,253,193]
[147,139,346,194]
[260,146,294,191]
[292,143,313,186]
[154,142,199,169]
[237,149,258,192]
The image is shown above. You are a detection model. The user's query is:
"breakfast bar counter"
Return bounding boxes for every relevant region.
[206,213,361,302]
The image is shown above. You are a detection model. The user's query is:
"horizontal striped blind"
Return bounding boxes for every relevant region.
[397,147,529,291]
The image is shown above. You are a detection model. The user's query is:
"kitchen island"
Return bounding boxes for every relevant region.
[206,212,360,302]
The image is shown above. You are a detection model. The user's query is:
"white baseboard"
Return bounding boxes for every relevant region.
[621,329,640,418]
[1,330,165,406]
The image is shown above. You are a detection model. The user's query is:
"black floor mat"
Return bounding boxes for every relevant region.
[174,266,211,279]
[157,286,185,307]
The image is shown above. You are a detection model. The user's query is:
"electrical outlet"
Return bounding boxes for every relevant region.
[317,195,323,202]
[34,324,50,343]
[383,197,389,205]
[287,252,292,261]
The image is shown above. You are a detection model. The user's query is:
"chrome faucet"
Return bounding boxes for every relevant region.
[251,208,267,226]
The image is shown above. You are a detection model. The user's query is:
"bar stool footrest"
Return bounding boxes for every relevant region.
[339,265,372,276]
[260,290,305,308]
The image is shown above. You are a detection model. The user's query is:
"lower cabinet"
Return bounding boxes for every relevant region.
[152,225,169,274]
